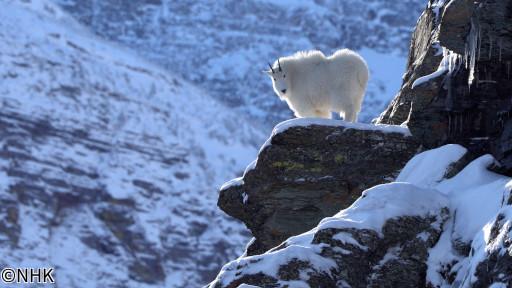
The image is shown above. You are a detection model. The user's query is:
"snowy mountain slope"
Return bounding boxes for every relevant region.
[0,0,263,287]
[52,0,426,125]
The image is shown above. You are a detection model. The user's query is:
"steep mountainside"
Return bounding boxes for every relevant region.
[0,0,263,287]
[51,0,426,125]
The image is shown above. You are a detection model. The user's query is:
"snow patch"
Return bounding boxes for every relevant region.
[412,48,462,89]
[397,144,467,188]
[333,232,368,251]
[220,177,245,191]
[419,151,512,287]
[430,0,447,20]
[318,182,448,235]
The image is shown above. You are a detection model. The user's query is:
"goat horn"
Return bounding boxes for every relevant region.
[278,59,282,71]
[268,62,275,73]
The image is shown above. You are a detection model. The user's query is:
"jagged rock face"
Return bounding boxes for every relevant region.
[211,182,450,288]
[377,0,512,173]
[51,0,426,126]
[375,1,442,126]
[218,120,418,254]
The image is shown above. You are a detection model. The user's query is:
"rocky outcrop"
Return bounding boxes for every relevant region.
[212,182,451,288]
[213,143,512,288]
[377,0,512,174]
[218,119,418,255]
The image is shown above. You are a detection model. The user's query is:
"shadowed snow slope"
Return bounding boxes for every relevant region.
[0,0,264,287]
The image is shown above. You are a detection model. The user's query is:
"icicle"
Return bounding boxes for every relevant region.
[459,114,464,134]
[466,17,480,89]
[431,0,447,22]
[465,41,469,69]
[445,70,453,110]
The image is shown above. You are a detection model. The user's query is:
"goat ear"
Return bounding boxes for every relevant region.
[262,69,272,75]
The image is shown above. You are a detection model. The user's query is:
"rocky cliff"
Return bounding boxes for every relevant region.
[213,0,512,287]
[377,0,512,174]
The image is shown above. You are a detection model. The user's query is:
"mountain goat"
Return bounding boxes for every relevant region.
[265,49,368,122]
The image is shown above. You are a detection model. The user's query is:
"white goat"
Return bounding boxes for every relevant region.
[266,49,369,122]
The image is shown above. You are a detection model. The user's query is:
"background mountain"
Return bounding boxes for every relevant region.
[0,0,426,287]
[0,1,262,287]
[51,0,426,125]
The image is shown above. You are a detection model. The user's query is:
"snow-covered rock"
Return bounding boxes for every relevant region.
[0,1,264,287]
[218,118,419,255]
[464,206,512,287]
[211,182,450,287]
[211,144,512,288]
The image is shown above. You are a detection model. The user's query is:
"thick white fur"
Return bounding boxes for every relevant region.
[268,49,369,122]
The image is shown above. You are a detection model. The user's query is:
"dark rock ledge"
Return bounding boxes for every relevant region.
[218,119,419,255]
